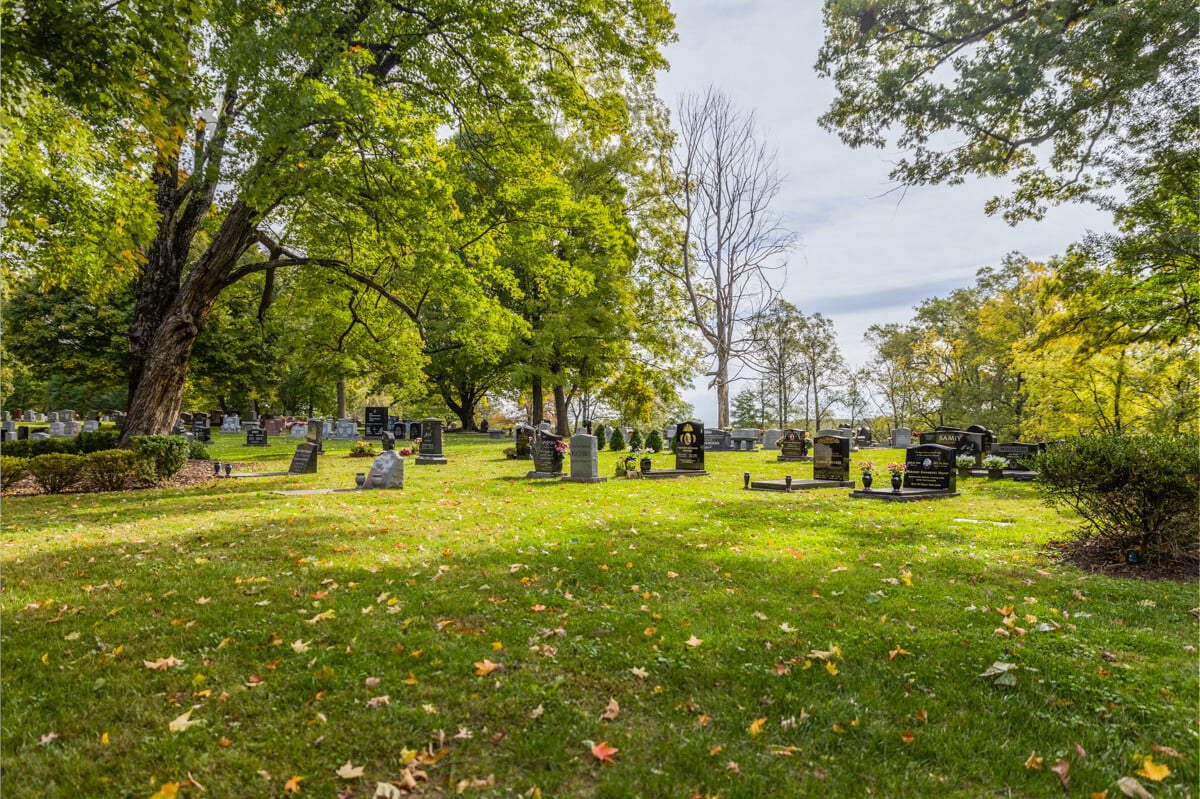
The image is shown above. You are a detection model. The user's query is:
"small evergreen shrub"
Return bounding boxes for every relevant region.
[1,456,29,490]
[608,427,625,451]
[1031,435,1199,562]
[76,430,121,453]
[27,453,87,494]
[85,450,139,491]
[131,435,190,481]
[188,440,211,460]
[628,429,643,451]
[593,425,607,449]
[644,430,663,453]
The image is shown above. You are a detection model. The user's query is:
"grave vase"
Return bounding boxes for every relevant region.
[861,472,872,489]
[640,456,652,472]
[890,472,903,492]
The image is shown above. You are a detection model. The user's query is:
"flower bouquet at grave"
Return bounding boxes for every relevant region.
[886,461,905,491]
[400,448,413,457]
[860,460,874,475]
[554,440,570,455]
[349,441,377,458]
[955,455,975,471]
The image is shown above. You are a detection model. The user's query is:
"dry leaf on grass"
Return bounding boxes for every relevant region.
[336,761,365,780]
[591,741,618,763]
[600,699,620,721]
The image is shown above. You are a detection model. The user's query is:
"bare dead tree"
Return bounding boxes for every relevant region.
[665,87,795,426]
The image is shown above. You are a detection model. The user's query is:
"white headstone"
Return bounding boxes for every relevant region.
[289,423,308,438]
[363,451,404,489]
[221,414,241,433]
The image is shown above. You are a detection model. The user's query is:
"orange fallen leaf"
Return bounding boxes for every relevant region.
[148,782,180,799]
[748,717,766,737]
[591,741,618,763]
[1135,756,1170,782]
[474,659,500,676]
[888,646,910,660]
[1024,751,1044,770]
[403,672,419,685]
[900,731,914,745]
[284,775,303,793]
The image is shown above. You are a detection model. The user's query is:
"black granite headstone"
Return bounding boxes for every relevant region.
[992,442,1039,471]
[674,421,705,471]
[17,426,29,441]
[246,428,268,447]
[191,417,211,443]
[515,426,535,460]
[778,429,809,461]
[364,406,388,438]
[531,430,564,474]
[415,417,447,464]
[902,444,956,491]
[813,435,851,481]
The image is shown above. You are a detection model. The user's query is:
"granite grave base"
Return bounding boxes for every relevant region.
[848,487,960,502]
[749,478,854,492]
[561,475,607,484]
[641,468,708,479]
[525,470,563,479]
[775,455,813,463]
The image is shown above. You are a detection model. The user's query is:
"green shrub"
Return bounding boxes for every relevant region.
[188,439,211,460]
[27,453,87,494]
[1,456,29,490]
[1031,435,1199,562]
[76,430,121,453]
[593,425,607,449]
[85,450,139,491]
[131,435,190,481]
[2,438,73,457]
[644,430,663,453]
[628,429,643,451]
[608,427,625,451]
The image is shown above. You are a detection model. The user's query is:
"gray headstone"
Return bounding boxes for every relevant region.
[289,423,308,438]
[220,414,241,433]
[48,421,67,437]
[31,431,51,440]
[333,419,358,439]
[82,420,100,433]
[763,429,782,449]
[2,420,15,433]
[363,451,404,489]
[892,427,912,448]
[47,412,59,423]
[567,433,601,481]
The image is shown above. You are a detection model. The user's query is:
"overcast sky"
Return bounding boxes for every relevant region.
[655,0,1113,425]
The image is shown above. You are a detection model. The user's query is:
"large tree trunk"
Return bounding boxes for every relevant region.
[715,357,729,427]
[553,383,570,436]
[531,377,544,425]
[337,380,347,418]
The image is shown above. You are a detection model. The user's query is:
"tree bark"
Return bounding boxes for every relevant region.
[531,377,544,425]
[337,380,347,418]
[553,383,570,436]
[715,357,729,427]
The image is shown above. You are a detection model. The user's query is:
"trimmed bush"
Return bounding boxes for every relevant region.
[1031,435,1199,562]
[131,435,190,481]
[27,453,87,494]
[188,440,211,460]
[607,427,625,451]
[1,456,29,490]
[644,430,663,453]
[593,425,607,449]
[628,429,643,451]
[76,430,121,453]
[85,450,140,491]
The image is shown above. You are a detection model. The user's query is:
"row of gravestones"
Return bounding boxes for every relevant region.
[0,419,102,441]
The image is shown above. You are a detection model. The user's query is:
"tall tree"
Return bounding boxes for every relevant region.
[666,87,796,427]
[795,313,844,431]
[745,299,806,427]
[4,0,674,442]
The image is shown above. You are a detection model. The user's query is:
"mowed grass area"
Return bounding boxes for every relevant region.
[2,434,1195,798]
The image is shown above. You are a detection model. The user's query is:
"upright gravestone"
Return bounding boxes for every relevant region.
[47,412,59,423]
[392,419,409,439]
[407,421,422,440]
[362,451,404,489]
[777,429,809,462]
[991,442,1039,472]
[220,414,241,433]
[17,426,29,441]
[514,425,535,460]
[288,442,319,474]
[415,418,447,465]
[82,420,100,433]
[891,427,912,448]
[563,432,605,483]
[263,418,284,436]
[674,421,706,471]
[306,420,324,453]
[903,444,957,492]
[813,434,851,482]
[381,431,395,451]
[246,427,269,447]
[763,429,782,450]
[527,429,565,478]
[289,422,308,438]
[191,416,212,443]
[333,418,358,440]
[364,406,388,438]
[704,428,732,451]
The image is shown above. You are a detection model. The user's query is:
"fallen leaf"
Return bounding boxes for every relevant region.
[284,775,303,793]
[529,704,544,719]
[1149,743,1181,759]
[403,672,419,685]
[373,781,402,798]
[148,782,180,799]
[291,639,310,653]
[365,676,381,689]
[1024,751,1044,770]
[365,695,390,709]
[1090,793,1108,799]
[685,635,703,648]
[726,761,743,776]
[1074,743,1087,759]
[600,699,620,721]
[824,661,839,676]
[630,667,648,679]
[143,656,183,671]
[474,659,501,676]
[336,760,365,780]
[1135,756,1170,782]
[168,709,200,733]
[888,646,910,660]
[1050,758,1070,790]
[591,741,618,763]
[1116,777,1152,799]
[901,731,914,745]
[748,717,766,736]
[38,731,58,745]
[454,774,495,793]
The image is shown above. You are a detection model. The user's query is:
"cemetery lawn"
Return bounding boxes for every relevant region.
[2,436,1195,798]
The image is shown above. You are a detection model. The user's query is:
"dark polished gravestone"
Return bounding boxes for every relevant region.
[245,427,269,447]
[849,443,959,502]
[776,429,811,462]
[364,406,389,438]
[306,419,325,453]
[643,420,708,479]
[703,428,735,452]
[749,433,854,492]
[990,442,1041,481]
[288,442,319,474]
[526,429,565,478]
[191,416,212,443]
[514,425,535,460]
[415,417,448,465]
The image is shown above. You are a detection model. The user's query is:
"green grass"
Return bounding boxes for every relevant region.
[2,434,1195,797]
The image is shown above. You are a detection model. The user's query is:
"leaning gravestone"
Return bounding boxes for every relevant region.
[362,450,404,489]
[527,429,565,478]
[364,406,388,438]
[220,414,241,433]
[777,429,809,462]
[415,418,447,465]
[246,428,269,447]
[514,425,535,460]
[562,432,605,483]
[306,420,325,453]
[288,442,319,474]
